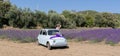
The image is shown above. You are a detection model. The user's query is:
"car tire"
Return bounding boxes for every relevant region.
[47,42,52,50]
[65,46,69,48]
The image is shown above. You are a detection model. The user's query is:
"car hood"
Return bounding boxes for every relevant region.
[49,34,64,39]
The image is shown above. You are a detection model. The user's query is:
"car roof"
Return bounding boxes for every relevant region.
[41,29,59,31]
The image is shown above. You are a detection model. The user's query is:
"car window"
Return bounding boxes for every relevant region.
[48,30,60,35]
[43,30,47,35]
[40,30,42,35]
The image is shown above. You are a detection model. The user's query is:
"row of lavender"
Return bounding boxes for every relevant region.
[0,29,82,40]
[0,29,120,43]
[61,28,120,43]
[0,29,40,42]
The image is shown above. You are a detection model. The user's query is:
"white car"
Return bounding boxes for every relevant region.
[37,29,68,50]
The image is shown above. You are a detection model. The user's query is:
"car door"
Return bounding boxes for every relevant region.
[42,30,47,45]
[38,30,44,44]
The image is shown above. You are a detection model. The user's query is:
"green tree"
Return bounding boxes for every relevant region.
[74,14,86,27]
[0,0,3,1]
[61,10,76,28]
[35,10,48,28]
[0,1,11,27]
[84,15,95,27]
[102,12,120,28]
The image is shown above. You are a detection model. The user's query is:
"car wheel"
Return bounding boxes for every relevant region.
[65,46,69,48]
[47,42,52,50]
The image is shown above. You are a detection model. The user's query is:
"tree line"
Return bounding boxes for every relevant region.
[0,1,120,29]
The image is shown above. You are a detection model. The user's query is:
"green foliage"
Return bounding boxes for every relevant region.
[0,0,3,1]
[76,37,85,42]
[84,15,95,27]
[0,35,8,39]
[10,37,20,41]
[106,41,116,46]
[20,37,37,43]
[89,39,101,43]
[102,13,120,28]
[0,36,37,43]
[0,1,120,28]
[0,1,11,27]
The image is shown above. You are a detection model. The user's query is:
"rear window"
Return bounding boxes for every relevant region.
[48,30,60,35]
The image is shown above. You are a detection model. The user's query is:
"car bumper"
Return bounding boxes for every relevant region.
[51,42,67,47]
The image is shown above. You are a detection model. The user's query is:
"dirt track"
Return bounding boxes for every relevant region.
[0,40,120,56]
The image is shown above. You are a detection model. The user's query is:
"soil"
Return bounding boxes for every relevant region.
[0,40,120,56]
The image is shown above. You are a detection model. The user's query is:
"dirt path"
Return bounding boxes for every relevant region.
[0,40,120,56]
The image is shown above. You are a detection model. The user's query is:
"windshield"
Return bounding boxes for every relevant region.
[48,30,60,35]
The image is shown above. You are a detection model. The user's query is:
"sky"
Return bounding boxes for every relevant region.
[10,0,120,13]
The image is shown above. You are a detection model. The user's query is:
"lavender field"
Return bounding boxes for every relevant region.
[0,28,120,44]
[0,29,40,42]
[62,28,120,44]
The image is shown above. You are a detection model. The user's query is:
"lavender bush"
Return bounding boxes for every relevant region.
[0,28,120,44]
[61,28,120,44]
[0,29,40,42]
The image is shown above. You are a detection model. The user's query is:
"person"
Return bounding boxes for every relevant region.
[56,24,61,30]
[55,24,64,37]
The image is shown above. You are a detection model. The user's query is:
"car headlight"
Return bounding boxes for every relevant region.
[53,40,56,43]
[65,39,67,42]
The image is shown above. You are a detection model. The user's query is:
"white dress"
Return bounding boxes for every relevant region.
[56,27,60,30]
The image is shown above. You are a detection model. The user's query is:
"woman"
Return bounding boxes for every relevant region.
[55,24,63,37]
[56,24,61,30]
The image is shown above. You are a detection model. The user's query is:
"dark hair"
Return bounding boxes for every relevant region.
[56,24,61,27]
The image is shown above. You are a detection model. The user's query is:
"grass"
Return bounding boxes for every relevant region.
[0,35,37,43]
[20,37,37,43]
[0,35,118,46]
[67,38,118,46]
[0,35,8,39]
[89,39,102,43]
[106,41,116,46]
